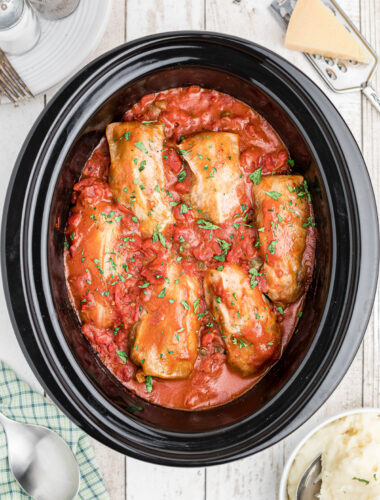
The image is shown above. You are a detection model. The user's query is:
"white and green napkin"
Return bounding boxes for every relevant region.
[0,360,109,499]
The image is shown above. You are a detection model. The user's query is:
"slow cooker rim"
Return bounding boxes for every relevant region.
[2,31,378,466]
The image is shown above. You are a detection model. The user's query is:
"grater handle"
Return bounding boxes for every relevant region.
[362,85,380,113]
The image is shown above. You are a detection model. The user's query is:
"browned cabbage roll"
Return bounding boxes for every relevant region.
[252,174,310,305]
[180,132,244,224]
[106,122,174,237]
[204,264,281,376]
[130,263,201,379]
[66,200,127,329]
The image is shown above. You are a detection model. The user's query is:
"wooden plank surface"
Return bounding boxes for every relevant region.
[0,0,378,499]
[361,0,380,412]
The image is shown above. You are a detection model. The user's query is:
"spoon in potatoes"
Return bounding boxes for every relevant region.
[296,455,322,499]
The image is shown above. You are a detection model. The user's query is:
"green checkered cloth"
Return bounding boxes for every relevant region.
[0,360,109,499]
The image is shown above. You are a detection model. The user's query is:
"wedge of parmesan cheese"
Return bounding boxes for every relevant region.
[285,0,371,64]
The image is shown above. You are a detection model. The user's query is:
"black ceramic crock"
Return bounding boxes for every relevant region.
[2,32,379,466]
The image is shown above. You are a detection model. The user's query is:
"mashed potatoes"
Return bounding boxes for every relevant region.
[287,412,380,500]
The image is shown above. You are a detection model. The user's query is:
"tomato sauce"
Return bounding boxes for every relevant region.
[65,87,315,410]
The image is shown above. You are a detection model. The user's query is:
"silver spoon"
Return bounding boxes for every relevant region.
[0,411,80,500]
[296,455,322,500]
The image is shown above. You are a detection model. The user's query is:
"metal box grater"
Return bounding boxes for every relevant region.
[270,0,380,112]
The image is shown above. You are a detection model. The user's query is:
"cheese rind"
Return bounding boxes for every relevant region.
[285,0,371,64]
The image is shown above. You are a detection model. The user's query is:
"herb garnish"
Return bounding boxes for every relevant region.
[127,405,143,412]
[134,141,148,153]
[177,170,187,182]
[115,132,131,142]
[352,477,370,485]
[249,167,262,185]
[116,350,128,363]
[193,298,200,312]
[265,191,282,200]
[197,219,220,230]
[268,240,277,255]
[138,282,150,289]
[302,216,316,228]
[145,376,153,393]
[180,203,189,214]
[152,225,167,248]
[249,267,263,289]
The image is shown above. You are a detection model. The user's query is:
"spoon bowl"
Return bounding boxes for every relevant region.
[0,411,80,500]
[296,455,322,500]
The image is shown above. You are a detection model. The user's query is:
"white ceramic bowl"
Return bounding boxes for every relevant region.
[279,407,380,500]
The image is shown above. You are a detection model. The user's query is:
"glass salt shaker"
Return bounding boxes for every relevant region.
[0,0,41,55]
[29,0,80,20]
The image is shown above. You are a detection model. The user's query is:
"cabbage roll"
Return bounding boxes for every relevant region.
[66,199,129,329]
[180,132,244,224]
[106,122,174,237]
[252,174,310,305]
[130,263,201,379]
[204,264,280,376]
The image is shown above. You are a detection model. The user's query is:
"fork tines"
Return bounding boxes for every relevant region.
[0,49,34,105]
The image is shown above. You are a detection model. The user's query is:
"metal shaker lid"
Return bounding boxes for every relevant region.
[0,0,24,30]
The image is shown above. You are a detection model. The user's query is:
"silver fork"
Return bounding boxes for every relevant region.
[0,49,33,105]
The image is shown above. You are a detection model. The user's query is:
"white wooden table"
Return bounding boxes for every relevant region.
[0,1,379,498]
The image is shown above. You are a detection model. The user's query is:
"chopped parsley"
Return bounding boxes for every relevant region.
[145,375,153,393]
[197,219,220,230]
[127,405,142,412]
[249,167,262,185]
[193,298,201,312]
[138,282,150,289]
[265,191,282,200]
[116,350,128,363]
[302,216,316,228]
[180,203,189,214]
[352,477,370,485]
[249,267,263,289]
[296,180,311,202]
[268,240,277,255]
[152,225,167,248]
[114,132,131,142]
[177,169,187,182]
[134,141,148,153]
